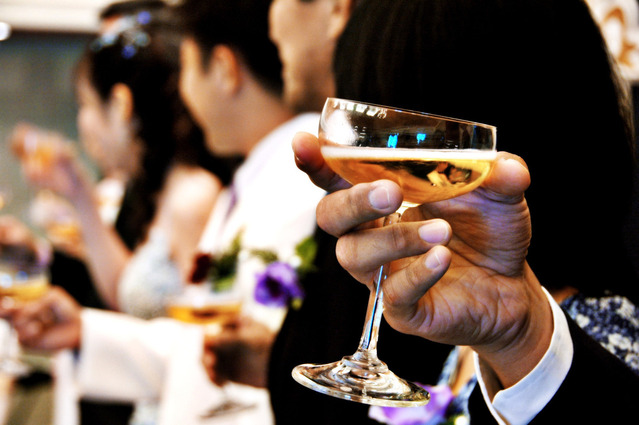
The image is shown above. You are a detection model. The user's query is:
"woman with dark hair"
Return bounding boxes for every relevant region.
[12,3,232,318]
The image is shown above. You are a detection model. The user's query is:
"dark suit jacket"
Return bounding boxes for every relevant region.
[269,228,639,424]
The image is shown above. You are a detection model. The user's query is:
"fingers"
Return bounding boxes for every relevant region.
[292,132,351,193]
[7,287,81,350]
[335,219,452,279]
[202,333,225,386]
[11,298,56,347]
[481,152,530,200]
[317,180,403,237]
[382,245,451,325]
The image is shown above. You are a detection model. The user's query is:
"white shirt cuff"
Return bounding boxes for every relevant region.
[474,287,573,425]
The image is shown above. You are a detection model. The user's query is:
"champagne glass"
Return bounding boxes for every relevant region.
[0,244,50,376]
[167,283,255,418]
[292,98,497,407]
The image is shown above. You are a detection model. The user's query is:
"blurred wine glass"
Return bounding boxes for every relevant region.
[0,242,51,376]
[167,283,255,418]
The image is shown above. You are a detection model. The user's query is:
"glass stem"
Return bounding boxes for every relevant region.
[354,212,401,362]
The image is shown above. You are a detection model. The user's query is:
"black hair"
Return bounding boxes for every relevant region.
[176,0,283,96]
[335,0,639,302]
[99,0,165,20]
[78,3,236,248]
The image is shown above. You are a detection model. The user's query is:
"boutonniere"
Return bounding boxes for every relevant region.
[189,231,317,310]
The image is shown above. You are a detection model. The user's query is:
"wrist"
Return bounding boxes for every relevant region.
[473,264,553,390]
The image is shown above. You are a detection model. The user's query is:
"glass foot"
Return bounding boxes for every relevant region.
[292,354,430,407]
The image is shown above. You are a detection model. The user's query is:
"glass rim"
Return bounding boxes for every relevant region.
[324,97,497,132]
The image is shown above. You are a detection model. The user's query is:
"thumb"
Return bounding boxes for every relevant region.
[482,152,531,200]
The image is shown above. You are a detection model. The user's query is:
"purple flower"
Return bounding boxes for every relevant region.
[368,384,454,425]
[254,262,304,307]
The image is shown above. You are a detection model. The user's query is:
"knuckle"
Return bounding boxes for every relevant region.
[388,223,412,252]
[335,235,360,271]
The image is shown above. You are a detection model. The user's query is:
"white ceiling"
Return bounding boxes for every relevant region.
[0,0,113,33]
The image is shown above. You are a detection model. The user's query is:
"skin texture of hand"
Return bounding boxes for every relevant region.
[0,286,82,351]
[292,131,553,390]
[202,316,274,388]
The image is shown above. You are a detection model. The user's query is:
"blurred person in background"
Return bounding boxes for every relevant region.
[11,1,233,319]
[8,2,234,424]
[1,0,325,424]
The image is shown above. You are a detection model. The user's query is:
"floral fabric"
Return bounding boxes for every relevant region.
[369,292,639,425]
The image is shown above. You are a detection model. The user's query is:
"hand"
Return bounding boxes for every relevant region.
[202,316,274,388]
[0,286,82,351]
[293,131,553,389]
[292,131,351,193]
[10,123,90,201]
[0,215,52,265]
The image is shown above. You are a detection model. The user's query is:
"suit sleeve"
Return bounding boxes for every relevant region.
[468,311,639,423]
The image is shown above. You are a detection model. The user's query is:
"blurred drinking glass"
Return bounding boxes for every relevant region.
[167,282,255,418]
[0,242,51,376]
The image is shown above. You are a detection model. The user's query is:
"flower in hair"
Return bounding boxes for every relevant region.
[90,11,153,58]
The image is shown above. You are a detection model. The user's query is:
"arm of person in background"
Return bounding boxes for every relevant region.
[10,123,134,310]
[291,131,639,423]
[0,286,196,402]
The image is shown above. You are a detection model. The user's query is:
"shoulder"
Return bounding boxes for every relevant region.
[153,165,221,233]
[164,165,221,211]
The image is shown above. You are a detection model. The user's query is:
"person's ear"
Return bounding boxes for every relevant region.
[108,83,134,123]
[328,0,355,40]
[210,44,242,95]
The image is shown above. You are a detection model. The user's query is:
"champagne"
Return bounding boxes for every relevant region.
[321,145,496,204]
[0,275,49,302]
[167,300,241,325]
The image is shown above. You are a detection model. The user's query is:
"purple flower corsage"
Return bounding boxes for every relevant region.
[369,384,454,425]
[254,262,305,308]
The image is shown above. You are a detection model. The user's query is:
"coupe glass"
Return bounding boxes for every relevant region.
[0,245,50,376]
[167,283,255,418]
[292,98,497,407]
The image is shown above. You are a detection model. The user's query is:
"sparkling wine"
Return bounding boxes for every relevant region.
[321,145,496,205]
[167,301,241,325]
[0,274,49,302]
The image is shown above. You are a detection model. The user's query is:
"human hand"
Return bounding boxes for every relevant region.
[0,215,52,266]
[201,316,274,388]
[292,131,352,193]
[0,286,82,351]
[294,131,552,389]
[10,123,90,201]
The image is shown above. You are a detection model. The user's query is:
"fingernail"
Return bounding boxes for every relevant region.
[425,249,444,270]
[369,183,391,210]
[418,221,450,244]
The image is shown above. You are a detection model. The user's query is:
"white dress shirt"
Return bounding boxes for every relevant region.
[56,113,326,425]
